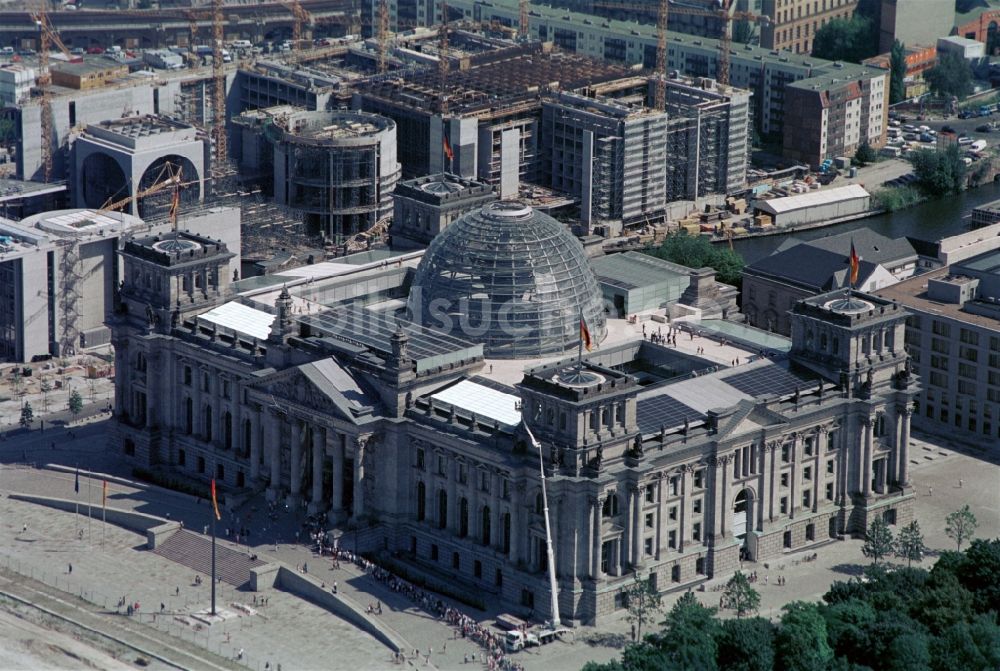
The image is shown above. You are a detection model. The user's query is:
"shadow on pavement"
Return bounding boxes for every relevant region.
[829,562,864,577]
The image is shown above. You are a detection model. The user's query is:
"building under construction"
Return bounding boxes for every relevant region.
[540,91,667,235]
[233,108,400,242]
[352,42,631,197]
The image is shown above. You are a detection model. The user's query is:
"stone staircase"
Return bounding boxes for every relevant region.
[152,530,264,587]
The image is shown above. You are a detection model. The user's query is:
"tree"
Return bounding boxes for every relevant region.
[945,505,978,551]
[895,520,927,568]
[889,40,907,105]
[647,234,745,286]
[68,388,84,416]
[40,377,52,413]
[775,602,834,671]
[911,145,967,196]
[853,141,876,167]
[19,401,33,429]
[862,517,894,566]
[811,15,877,64]
[924,51,973,99]
[716,617,775,671]
[652,592,720,671]
[722,571,761,618]
[624,573,663,642]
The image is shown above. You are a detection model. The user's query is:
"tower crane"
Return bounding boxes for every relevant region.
[376,0,390,73]
[437,0,450,114]
[519,0,529,41]
[211,0,227,169]
[31,0,73,182]
[96,161,188,218]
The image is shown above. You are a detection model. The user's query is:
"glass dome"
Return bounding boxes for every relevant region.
[408,201,607,359]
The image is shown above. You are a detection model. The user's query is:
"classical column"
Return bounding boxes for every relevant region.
[718,456,730,538]
[679,469,691,554]
[549,495,560,575]
[633,485,644,566]
[447,460,459,534]
[352,435,368,518]
[309,425,324,514]
[249,408,261,481]
[288,419,302,503]
[622,488,633,571]
[790,433,801,517]
[898,407,912,486]
[266,412,282,502]
[814,429,826,512]
[510,484,524,563]
[330,432,344,516]
[862,417,874,498]
[767,440,778,522]
[590,497,602,579]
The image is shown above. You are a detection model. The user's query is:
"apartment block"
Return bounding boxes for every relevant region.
[760,0,858,54]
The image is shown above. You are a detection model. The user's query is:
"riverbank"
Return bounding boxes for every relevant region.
[708,206,890,244]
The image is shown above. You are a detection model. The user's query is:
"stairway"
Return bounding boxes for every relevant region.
[152,530,264,587]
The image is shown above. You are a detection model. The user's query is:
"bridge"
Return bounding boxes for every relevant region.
[0,0,364,50]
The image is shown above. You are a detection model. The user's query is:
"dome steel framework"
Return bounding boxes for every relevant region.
[408,201,607,359]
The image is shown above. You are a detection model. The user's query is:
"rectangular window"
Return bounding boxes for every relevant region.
[960,347,978,363]
[480,471,490,493]
[437,455,446,475]
[668,530,677,549]
[692,522,701,541]
[416,449,425,469]
[669,476,679,497]
[826,482,834,500]
[693,498,702,514]
[804,437,814,456]
[669,506,678,521]
[645,512,654,529]
[431,544,439,561]
[644,537,654,556]
[458,464,467,484]
[780,496,788,514]
[645,485,655,503]
[802,490,811,507]
[782,445,791,463]
[474,560,482,579]
[452,552,460,569]
[694,470,704,488]
[502,478,510,499]
[960,329,979,345]
[781,472,790,487]
[826,459,835,474]
[804,466,812,481]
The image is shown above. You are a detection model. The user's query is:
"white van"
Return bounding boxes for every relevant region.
[229,40,252,50]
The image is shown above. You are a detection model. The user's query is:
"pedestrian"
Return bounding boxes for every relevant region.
[928,486,933,496]
[959,478,964,488]
[333,581,338,594]
[160,602,165,612]
[237,648,244,660]
[67,563,72,574]
[175,586,179,596]
[20,523,27,534]
[764,574,768,585]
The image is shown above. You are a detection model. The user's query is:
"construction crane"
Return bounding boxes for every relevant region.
[96,161,187,217]
[519,0,529,41]
[211,0,227,169]
[280,0,313,58]
[376,0,390,74]
[437,0,449,114]
[31,0,73,182]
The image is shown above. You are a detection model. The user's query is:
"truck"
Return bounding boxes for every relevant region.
[503,630,539,652]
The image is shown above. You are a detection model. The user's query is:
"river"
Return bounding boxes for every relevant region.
[729,182,1000,265]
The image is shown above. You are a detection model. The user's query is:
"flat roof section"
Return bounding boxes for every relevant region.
[591,251,689,291]
[756,184,870,215]
[431,379,522,426]
[198,301,276,341]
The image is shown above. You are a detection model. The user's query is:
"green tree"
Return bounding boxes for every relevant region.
[895,520,927,568]
[651,592,720,671]
[822,598,877,662]
[811,15,877,63]
[39,377,52,413]
[853,141,876,167]
[716,617,775,671]
[945,504,978,551]
[930,615,1000,671]
[862,517,894,566]
[775,602,834,671]
[722,571,761,618]
[624,573,663,642]
[68,388,84,416]
[956,538,1000,614]
[889,40,907,105]
[924,51,973,99]
[647,234,745,286]
[915,570,975,631]
[19,401,34,429]
[911,145,967,196]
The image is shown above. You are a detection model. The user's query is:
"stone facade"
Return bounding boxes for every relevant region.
[110,233,918,626]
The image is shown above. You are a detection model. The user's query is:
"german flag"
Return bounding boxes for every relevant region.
[102,480,108,509]
[443,134,454,162]
[580,318,593,352]
[210,479,221,521]
[849,238,860,287]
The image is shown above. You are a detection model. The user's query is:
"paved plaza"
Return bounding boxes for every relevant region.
[0,414,996,670]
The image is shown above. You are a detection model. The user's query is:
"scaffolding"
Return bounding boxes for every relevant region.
[58,240,82,357]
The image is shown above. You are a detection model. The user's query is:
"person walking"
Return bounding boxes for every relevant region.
[67,563,72,574]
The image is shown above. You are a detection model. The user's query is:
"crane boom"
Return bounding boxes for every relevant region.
[212,0,227,168]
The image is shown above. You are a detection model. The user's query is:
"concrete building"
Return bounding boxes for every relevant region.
[234,108,400,243]
[0,65,35,108]
[760,0,858,54]
[937,35,987,60]
[0,208,143,362]
[144,49,185,71]
[390,173,496,249]
[445,0,889,152]
[661,76,751,202]
[742,228,917,334]
[73,115,207,219]
[879,0,954,53]
[109,200,917,625]
[875,249,1000,449]
[540,92,668,234]
[953,1,1000,45]
[50,57,130,91]
[783,71,887,167]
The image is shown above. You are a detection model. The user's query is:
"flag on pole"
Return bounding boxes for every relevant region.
[443,134,454,162]
[102,480,108,508]
[849,238,860,287]
[580,318,593,351]
[74,468,79,494]
[211,478,221,521]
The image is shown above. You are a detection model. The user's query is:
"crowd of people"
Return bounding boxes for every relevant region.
[321,546,526,671]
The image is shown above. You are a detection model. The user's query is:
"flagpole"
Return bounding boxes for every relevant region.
[211,508,217,616]
[87,471,92,546]
[578,310,584,364]
[102,481,106,549]
[74,465,79,531]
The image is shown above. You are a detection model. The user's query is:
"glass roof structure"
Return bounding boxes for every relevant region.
[408,201,607,359]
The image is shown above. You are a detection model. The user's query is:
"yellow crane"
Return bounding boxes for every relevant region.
[211,0,227,168]
[96,161,187,218]
[31,0,73,182]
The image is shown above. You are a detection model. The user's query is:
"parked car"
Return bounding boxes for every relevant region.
[903,132,918,141]
[976,124,993,133]
[959,110,975,119]
[87,46,105,54]
[941,125,956,134]
[959,136,974,145]
[902,124,917,132]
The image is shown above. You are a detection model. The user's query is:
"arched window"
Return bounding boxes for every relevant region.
[459,498,469,537]
[481,505,491,546]
[416,482,426,521]
[204,405,213,441]
[438,490,447,529]
[602,493,619,518]
[223,411,233,450]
